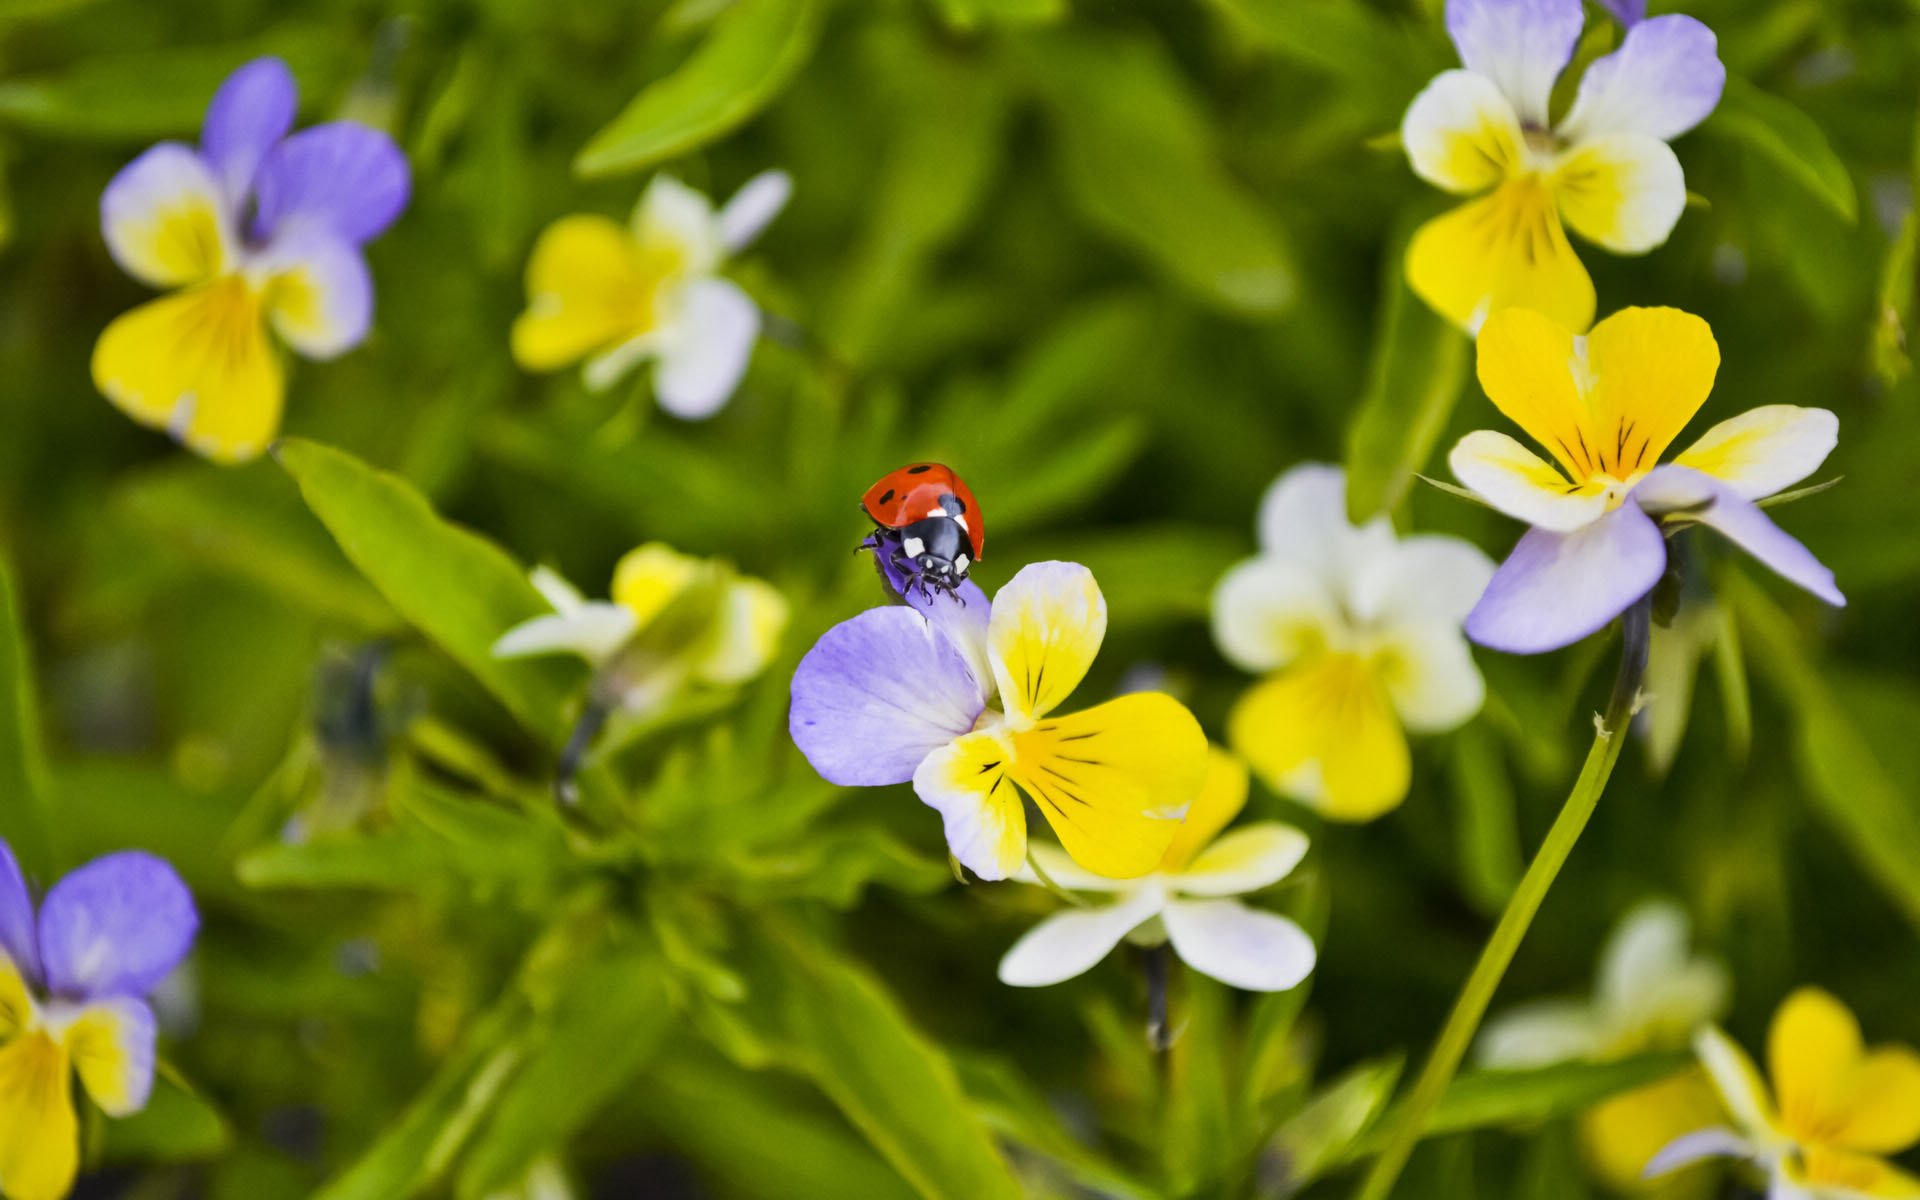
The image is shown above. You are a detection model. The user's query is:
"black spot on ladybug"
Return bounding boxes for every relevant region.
[879,489,895,505]
[907,464,932,474]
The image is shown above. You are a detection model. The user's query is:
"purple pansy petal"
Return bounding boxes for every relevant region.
[790,606,987,787]
[1446,0,1586,127]
[1466,504,1667,654]
[1635,466,1844,608]
[255,227,373,360]
[905,578,993,696]
[38,852,198,1001]
[200,56,296,204]
[1599,0,1645,26]
[1559,15,1726,144]
[0,840,38,984]
[252,122,410,245]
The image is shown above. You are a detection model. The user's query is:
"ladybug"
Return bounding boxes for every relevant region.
[859,463,984,597]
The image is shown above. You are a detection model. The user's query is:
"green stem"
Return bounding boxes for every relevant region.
[1353,600,1651,1200]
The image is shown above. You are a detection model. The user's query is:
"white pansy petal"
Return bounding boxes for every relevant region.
[1643,1128,1753,1179]
[528,566,586,614]
[988,561,1105,723]
[1175,824,1310,898]
[1673,406,1838,500]
[694,577,789,686]
[1349,534,1496,627]
[652,278,761,419]
[1446,0,1586,127]
[1210,557,1342,675]
[1450,430,1611,532]
[1402,69,1526,195]
[1163,899,1315,992]
[1371,620,1486,734]
[634,173,724,275]
[717,169,793,252]
[913,729,1026,881]
[55,998,156,1117]
[1477,998,1602,1067]
[1553,132,1686,254]
[256,228,373,359]
[1596,900,1693,1017]
[1558,15,1726,143]
[493,604,636,663]
[1254,463,1394,582]
[1465,503,1667,655]
[101,143,236,288]
[998,889,1165,987]
[1694,1025,1778,1135]
[1014,843,1131,893]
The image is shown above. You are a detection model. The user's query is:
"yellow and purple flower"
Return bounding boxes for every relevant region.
[94,57,410,463]
[1451,306,1843,655]
[0,840,198,1200]
[1401,0,1724,331]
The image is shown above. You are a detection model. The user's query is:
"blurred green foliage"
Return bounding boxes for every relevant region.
[1,0,1918,1196]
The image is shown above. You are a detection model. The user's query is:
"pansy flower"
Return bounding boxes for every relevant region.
[1479,900,1729,1192]
[1449,306,1844,655]
[998,748,1315,993]
[790,562,1208,881]
[94,57,409,463]
[0,840,198,1200]
[1211,464,1494,821]
[1401,0,1724,331]
[1650,987,1920,1199]
[512,170,790,419]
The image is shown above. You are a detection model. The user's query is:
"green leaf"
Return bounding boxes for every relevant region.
[1020,29,1295,317]
[575,0,821,177]
[1344,210,1471,520]
[1707,77,1857,223]
[1204,0,1437,105]
[0,549,52,874]
[1269,1056,1403,1193]
[101,1072,230,1163]
[275,439,578,742]
[927,0,1064,30]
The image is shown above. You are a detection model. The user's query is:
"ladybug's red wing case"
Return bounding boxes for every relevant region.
[860,463,985,559]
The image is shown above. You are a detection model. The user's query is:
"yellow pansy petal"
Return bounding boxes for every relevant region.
[1770,986,1863,1145]
[1577,1068,1727,1195]
[1694,1024,1779,1137]
[1175,823,1310,898]
[1406,178,1596,334]
[1228,655,1411,822]
[695,577,789,687]
[1552,133,1686,254]
[611,543,700,626]
[1828,1047,1920,1155]
[1369,619,1487,735]
[1673,405,1839,502]
[511,215,650,373]
[1158,747,1248,873]
[1401,69,1526,195]
[1473,307,1598,479]
[1584,306,1721,479]
[0,955,31,1039]
[988,561,1105,725]
[912,728,1027,881]
[58,998,155,1117]
[92,279,284,464]
[1448,430,1610,531]
[633,174,723,279]
[101,143,235,288]
[0,1031,79,1200]
[1009,692,1205,879]
[1796,1146,1920,1199]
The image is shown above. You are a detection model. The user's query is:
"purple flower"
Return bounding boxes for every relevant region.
[0,839,198,1200]
[93,57,410,463]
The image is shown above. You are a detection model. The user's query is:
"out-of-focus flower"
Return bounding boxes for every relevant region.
[1481,900,1729,1192]
[94,57,409,462]
[998,749,1315,992]
[1400,0,1723,331]
[1451,306,1844,655]
[790,562,1208,881]
[1650,988,1920,1199]
[1600,0,1647,26]
[0,841,198,1200]
[1211,464,1493,821]
[512,171,790,418]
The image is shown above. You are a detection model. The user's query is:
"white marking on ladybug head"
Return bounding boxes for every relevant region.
[926,506,947,518]
[955,554,970,573]
[954,514,970,532]
[902,536,926,557]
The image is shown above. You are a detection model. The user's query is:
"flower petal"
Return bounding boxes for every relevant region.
[652,277,761,420]
[913,728,1027,881]
[610,543,701,625]
[1162,899,1316,992]
[1158,747,1249,874]
[634,174,725,277]
[199,56,296,203]
[38,851,197,1000]
[1558,15,1725,144]
[1673,405,1838,501]
[55,997,155,1117]
[1478,998,1602,1067]
[92,280,284,464]
[1596,900,1729,1042]
[1010,693,1206,879]
[0,955,32,1041]
[1584,307,1721,474]
[903,579,993,699]
[1450,430,1610,532]
[988,561,1106,724]
[0,1031,78,1200]
[529,566,586,614]
[257,228,372,359]
[1465,502,1666,654]
[1348,534,1496,627]
[1445,0,1585,126]
[1408,180,1595,333]
[1228,655,1411,821]
[1768,988,1866,1144]
[0,841,38,986]
[1253,463,1395,587]
[717,169,793,252]
[997,888,1165,987]
[1634,466,1844,608]
[1580,1070,1728,1193]
[492,605,636,664]
[100,143,235,288]
[1695,1023,1779,1136]
[1472,306,1597,479]
[695,577,789,686]
[1599,0,1645,24]
[1553,132,1686,254]
[1798,1146,1920,1197]
[1401,69,1527,195]
[1643,1126,1754,1178]
[512,215,650,372]
[251,122,410,245]
[790,606,986,787]
[1175,823,1310,898]
[1371,619,1487,733]
[1831,1048,1920,1153]
[1210,557,1342,675]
